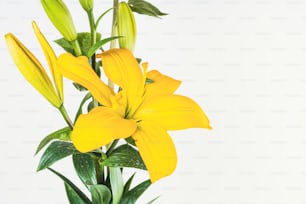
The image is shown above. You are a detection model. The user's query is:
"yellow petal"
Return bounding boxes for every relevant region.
[99,49,144,114]
[32,21,64,100]
[135,95,212,130]
[144,70,181,100]
[5,33,62,107]
[57,53,113,106]
[132,121,177,183]
[72,107,137,153]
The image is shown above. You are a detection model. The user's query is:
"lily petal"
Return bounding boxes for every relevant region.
[57,53,113,106]
[99,49,144,113]
[72,107,137,153]
[5,33,61,107]
[132,121,177,183]
[135,95,212,130]
[32,21,64,100]
[144,70,181,100]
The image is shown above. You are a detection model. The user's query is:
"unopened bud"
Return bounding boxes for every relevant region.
[40,0,77,41]
[118,2,137,51]
[79,0,94,12]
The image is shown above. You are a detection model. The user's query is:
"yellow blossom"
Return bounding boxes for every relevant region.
[57,49,211,182]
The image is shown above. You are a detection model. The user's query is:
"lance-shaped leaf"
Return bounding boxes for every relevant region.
[65,183,86,204]
[87,36,121,58]
[128,0,167,18]
[48,168,92,204]
[120,180,151,204]
[90,184,112,204]
[37,141,77,171]
[55,32,101,55]
[73,153,97,187]
[35,127,71,155]
[103,144,146,170]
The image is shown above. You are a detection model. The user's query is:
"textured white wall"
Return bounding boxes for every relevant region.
[1,0,306,203]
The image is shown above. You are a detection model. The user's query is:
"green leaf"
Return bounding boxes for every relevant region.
[123,173,135,195]
[90,184,112,204]
[55,32,102,55]
[73,153,97,187]
[48,168,92,204]
[73,82,88,92]
[128,0,167,18]
[87,101,94,112]
[110,167,124,204]
[35,127,71,155]
[37,141,77,171]
[96,8,113,29]
[120,180,151,204]
[146,196,160,204]
[87,36,121,58]
[103,144,146,170]
[74,92,92,123]
[65,183,86,204]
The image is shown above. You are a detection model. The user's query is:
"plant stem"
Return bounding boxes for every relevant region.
[59,105,74,129]
[108,0,119,90]
[87,10,99,107]
[71,39,82,56]
[87,10,97,73]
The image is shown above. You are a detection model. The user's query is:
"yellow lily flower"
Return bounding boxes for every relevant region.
[5,22,63,108]
[57,49,211,182]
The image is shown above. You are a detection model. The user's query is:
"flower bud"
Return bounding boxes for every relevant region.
[79,0,94,12]
[5,33,62,108]
[118,2,137,51]
[40,0,77,41]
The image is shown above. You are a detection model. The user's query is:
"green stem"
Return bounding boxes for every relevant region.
[59,105,74,129]
[71,39,82,56]
[87,10,99,107]
[108,0,119,90]
[87,10,97,73]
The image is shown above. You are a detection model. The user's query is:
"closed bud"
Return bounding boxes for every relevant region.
[40,0,77,41]
[118,2,137,51]
[79,0,94,12]
[5,33,62,108]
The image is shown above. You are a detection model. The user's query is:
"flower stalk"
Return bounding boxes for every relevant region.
[59,105,74,129]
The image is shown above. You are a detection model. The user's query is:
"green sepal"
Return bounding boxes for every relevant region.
[55,32,101,55]
[65,183,86,204]
[35,127,71,155]
[48,168,92,204]
[87,36,121,58]
[73,153,97,187]
[128,0,167,18]
[103,144,146,170]
[90,184,112,204]
[120,180,151,204]
[37,141,77,171]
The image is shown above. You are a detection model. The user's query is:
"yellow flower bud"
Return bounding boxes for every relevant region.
[40,0,77,41]
[79,0,94,12]
[5,33,62,108]
[118,2,137,51]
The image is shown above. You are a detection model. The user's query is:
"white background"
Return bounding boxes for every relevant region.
[1,0,306,203]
